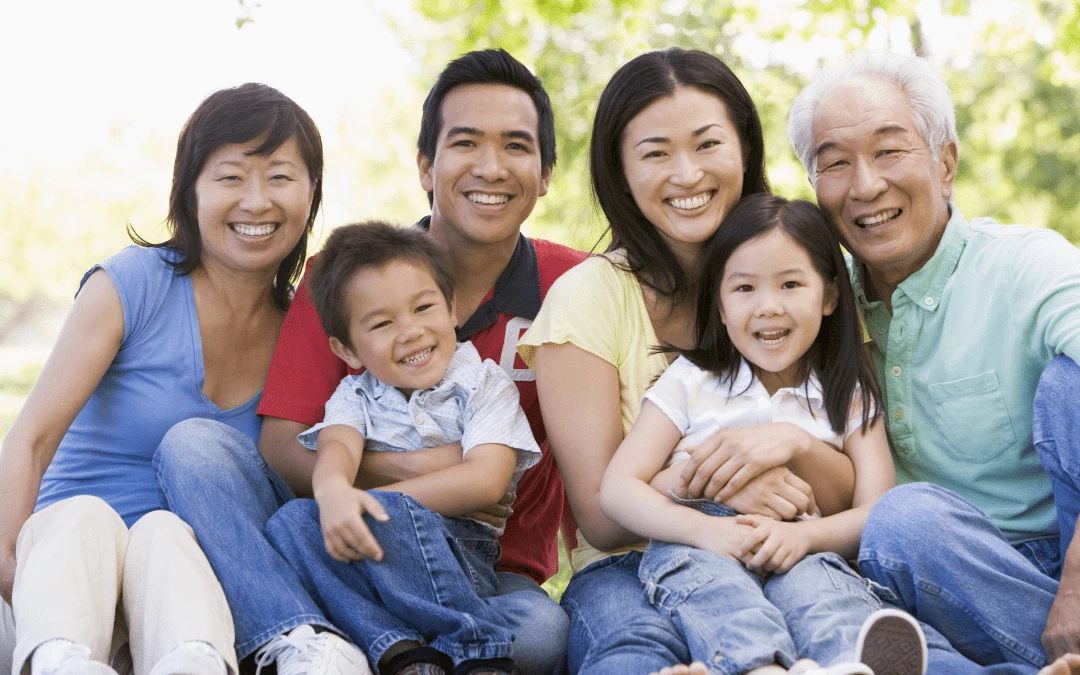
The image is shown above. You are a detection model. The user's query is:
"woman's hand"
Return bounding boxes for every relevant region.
[316,484,389,563]
[721,466,815,521]
[677,423,812,502]
[734,515,813,574]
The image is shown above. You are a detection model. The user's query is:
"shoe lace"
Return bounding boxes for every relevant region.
[254,631,325,675]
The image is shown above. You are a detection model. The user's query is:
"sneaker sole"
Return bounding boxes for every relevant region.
[858,614,926,675]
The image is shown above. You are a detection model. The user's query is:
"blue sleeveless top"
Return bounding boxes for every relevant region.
[36,246,263,526]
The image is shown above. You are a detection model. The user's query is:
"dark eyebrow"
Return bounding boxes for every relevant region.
[814,124,910,159]
[635,123,724,148]
[359,288,441,324]
[445,126,482,139]
[503,129,536,143]
[692,123,720,137]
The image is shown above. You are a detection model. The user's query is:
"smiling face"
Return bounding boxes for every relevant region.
[719,228,838,395]
[195,135,314,277]
[620,86,745,266]
[811,77,957,287]
[418,83,551,250]
[329,260,458,398]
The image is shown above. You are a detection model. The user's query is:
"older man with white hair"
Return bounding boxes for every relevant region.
[788,52,1080,675]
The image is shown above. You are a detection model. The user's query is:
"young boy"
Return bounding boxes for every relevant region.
[265,221,541,675]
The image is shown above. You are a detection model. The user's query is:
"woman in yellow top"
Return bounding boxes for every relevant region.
[518,48,858,675]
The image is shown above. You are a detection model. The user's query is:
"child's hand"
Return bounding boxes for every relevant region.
[692,517,754,559]
[316,484,390,563]
[733,515,812,574]
[679,423,813,501]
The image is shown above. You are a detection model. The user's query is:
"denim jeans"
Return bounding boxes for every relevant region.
[154,419,569,674]
[1033,355,1080,557]
[265,495,513,667]
[638,499,887,674]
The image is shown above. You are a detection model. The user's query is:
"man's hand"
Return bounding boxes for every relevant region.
[0,549,15,605]
[1044,586,1080,662]
[720,466,816,521]
[465,490,514,530]
[734,515,813,574]
[316,485,390,563]
[678,423,813,502]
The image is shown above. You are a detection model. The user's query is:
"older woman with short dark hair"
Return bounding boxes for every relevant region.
[0,83,323,675]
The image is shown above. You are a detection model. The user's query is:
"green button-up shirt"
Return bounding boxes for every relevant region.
[850,207,1080,543]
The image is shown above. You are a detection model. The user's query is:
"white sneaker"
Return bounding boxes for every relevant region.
[148,641,227,675]
[32,640,120,675]
[254,625,372,675]
[855,609,928,675]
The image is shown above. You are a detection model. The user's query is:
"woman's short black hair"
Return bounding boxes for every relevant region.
[681,194,882,435]
[590,47,769,303]
[131,82,324,310]
[309,221,455,350]
[418,49,556,184]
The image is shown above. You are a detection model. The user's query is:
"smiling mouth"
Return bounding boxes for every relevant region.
[466,192,512,206]
[665,191,715,212]
[230,223,280,237]
[400,347,434,366]
[754,329,790,345]
[855,209,901,229]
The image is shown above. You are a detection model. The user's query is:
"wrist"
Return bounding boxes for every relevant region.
[313,476,354,503]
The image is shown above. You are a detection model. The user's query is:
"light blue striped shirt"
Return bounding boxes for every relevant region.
[299,341,541,534]
[851,207,1080,543]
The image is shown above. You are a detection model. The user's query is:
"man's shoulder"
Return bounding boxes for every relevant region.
[527,237,589,292]
[962,217,1078,271]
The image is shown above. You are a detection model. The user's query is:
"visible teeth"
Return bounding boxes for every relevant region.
[468,193,511,205]
[667,192,713,211]
[755,329,789,345]
[856,209,900,227]
[401,347,433,365]
[231,223,278,237]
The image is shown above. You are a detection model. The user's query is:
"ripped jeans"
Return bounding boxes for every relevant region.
[638,498,893,675]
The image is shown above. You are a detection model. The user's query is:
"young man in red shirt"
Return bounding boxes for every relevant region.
[156,49,585,675]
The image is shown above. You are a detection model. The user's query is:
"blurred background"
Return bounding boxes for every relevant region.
[2,0,1079,591]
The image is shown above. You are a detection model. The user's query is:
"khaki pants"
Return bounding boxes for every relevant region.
[0,495,237,675]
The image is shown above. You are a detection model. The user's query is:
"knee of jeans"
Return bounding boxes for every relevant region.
[366,489,423,521]
[265,498,321,546]
[1037,355,1080,399]
[862,483,983,557]
[155,417,250,479]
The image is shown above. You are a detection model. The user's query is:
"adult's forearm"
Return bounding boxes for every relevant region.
[258,417,317,498]
[788,434,855,516]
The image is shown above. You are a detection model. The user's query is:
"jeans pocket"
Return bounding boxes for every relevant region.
[639,542,714,610]
[819,553,889,607]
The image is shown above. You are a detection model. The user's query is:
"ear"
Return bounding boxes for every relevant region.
[329,336,364,370]
[939,140,958,199]
[538,164,552,198]
[822,278,840,317]
[417,150,434,193]
[718,298,728,325]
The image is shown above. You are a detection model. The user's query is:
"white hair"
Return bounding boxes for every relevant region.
[788,51,958,184]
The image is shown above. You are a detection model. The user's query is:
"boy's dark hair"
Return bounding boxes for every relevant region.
[590,47,770,304]
[680,194,882,434]
[131,82,324,311]
[418,49,556,204]
[309,221,455,350]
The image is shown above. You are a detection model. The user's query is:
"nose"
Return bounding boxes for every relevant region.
[754,288,785,318]
[471,144,509,182]
[396,315,424,343]
[849,158,887,202]
[670,151,704,188]
[239,178,272,213]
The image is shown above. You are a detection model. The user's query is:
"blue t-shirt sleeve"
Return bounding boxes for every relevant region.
[79,246,174,347]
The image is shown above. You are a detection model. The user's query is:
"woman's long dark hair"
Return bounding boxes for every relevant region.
[680,194,882,434]
[130,83,324,310]
[590,47,769,304]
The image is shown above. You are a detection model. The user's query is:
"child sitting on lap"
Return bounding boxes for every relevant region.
[263,221,540,675]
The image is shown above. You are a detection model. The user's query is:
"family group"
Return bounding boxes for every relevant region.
[0,43,1077,675]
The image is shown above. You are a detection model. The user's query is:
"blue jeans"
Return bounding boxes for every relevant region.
[154,419,568,674]
[1034,355,1080,557]
[638,500,886,674]
[266,495,513,667]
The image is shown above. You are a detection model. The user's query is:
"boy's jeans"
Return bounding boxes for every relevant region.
[153,418,568,674]
[858,355,1080,671]
[266,495,513,667]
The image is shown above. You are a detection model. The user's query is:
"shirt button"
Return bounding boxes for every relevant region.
[415,413,425,424]
[924,296,935,306]
[891,365,902,376]
[894,408,904,421]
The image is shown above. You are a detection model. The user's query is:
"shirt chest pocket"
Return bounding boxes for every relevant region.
[926,370,1017,463]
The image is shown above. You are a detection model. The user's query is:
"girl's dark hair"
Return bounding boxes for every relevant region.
[130,82,324,310]
[681,194,882,434]
[590,47,770,303]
